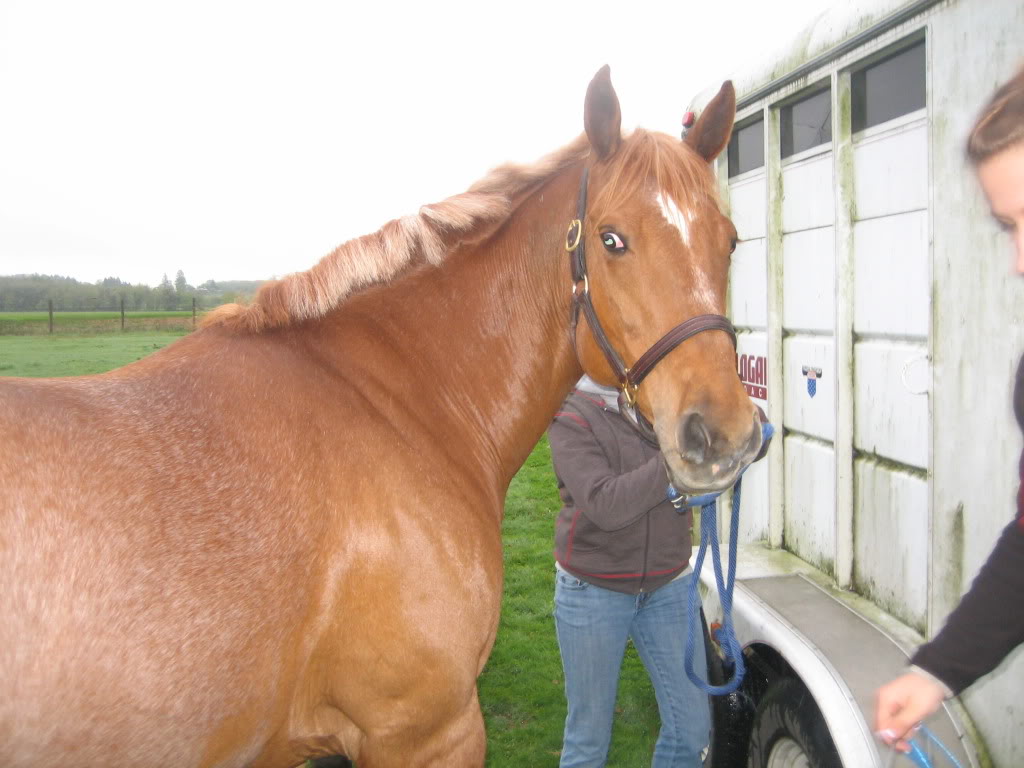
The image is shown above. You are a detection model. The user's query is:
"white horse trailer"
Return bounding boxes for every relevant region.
[686,0,1024,765]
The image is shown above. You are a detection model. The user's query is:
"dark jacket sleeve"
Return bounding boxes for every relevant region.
[911,520,1024,695]
[549,408,669,533]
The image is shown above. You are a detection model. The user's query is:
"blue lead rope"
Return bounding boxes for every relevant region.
[671,421,774,696]
[899,725,965,768]
[683,476,746,695]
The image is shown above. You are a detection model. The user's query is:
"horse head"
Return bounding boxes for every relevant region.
[572,66,761,494]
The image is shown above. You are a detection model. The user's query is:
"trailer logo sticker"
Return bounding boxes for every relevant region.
[737,354,767,401]
[802,366,823,398]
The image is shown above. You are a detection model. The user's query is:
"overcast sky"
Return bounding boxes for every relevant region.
[0,0,832,287]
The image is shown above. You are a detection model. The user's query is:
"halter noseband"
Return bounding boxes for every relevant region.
[566,166,737,440]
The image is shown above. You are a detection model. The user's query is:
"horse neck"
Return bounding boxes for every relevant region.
[356,168,584,495]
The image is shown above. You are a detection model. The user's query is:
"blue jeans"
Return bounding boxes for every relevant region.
[554,569,711,768]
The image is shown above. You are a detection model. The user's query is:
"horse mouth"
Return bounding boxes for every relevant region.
[662,411,763,494]
[666,456,747,495]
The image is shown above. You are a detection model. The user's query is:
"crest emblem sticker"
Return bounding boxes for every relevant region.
[802,366,823,399]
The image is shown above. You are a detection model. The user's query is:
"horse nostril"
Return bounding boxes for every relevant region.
[679,411,711,464]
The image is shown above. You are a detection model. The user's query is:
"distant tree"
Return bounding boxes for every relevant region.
[0,273,261,312]
[174,270,190,295]
[157,273,177,310]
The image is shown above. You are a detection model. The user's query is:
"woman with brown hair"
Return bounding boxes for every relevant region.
[875,63,1024,752]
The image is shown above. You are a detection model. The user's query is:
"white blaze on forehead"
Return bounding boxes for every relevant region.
[657,192,693,247]
[656,191,717,311]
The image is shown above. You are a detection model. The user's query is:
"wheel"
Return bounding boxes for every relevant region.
[308,757,353,768]
[702,610,756,767]
[746,678,840,768]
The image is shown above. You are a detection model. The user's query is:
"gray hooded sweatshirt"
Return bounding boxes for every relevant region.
[549,380,694,595]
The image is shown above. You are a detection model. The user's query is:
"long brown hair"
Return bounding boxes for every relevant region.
[967,63,1024,165]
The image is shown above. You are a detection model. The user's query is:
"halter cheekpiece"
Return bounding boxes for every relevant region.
[566,166,738,442]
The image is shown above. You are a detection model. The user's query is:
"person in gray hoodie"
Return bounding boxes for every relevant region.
[549,376,709,768]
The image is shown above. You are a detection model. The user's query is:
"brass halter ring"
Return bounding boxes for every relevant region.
[565,219,583,252]
[621,378,639,408]
[571,274,589,296]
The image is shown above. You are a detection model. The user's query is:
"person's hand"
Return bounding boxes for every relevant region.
[874,672,946,752]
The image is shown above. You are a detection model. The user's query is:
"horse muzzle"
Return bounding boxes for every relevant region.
[664,408,765,494]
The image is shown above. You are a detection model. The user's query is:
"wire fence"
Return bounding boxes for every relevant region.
[0,299,202,335]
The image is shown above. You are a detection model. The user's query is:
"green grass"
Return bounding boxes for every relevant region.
[0,332,189,377]
[2,332,662,765]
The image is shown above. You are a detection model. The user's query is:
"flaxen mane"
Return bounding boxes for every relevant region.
[202,129,715,334]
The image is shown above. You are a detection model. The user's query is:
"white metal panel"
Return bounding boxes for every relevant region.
[853,210,929,338]
[783,336,835,441]
[853,341,929,469]
[783,227,835,333]
[854,121,928,220]
[730,238,767,329]
[853,461,929,631]
[782,153,835,233]
[784,435,836,574]
[730,174,767,241]
[737,460,770,544]
[737,332,769,543]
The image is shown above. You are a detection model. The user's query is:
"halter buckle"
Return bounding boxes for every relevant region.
[565,219,583,252]
[621,379,639,408]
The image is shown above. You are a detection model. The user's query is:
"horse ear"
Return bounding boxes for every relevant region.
[584,65,622,160]
[684,80,736,162]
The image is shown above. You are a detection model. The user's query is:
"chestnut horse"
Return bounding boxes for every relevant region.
[0,67,759,767]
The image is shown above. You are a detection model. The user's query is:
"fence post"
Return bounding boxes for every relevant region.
[121,296,125,331]
[48,299,53,334]
[192,297,196,328]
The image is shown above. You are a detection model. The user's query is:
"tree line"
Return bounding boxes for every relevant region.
[0,272,264,312]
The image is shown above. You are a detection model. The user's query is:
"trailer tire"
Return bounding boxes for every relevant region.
[746,677,840,768]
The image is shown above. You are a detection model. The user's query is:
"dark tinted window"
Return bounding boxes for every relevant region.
[852,41,926,132]
[728,118,765,177]
[781,88,832,158]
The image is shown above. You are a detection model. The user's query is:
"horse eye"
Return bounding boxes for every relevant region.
[601,231,627,253]
[729,237,738,254]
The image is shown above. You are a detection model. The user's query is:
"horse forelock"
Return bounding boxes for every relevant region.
[590,129,718,230]
[201,135,592,333]
[589,130,724,317]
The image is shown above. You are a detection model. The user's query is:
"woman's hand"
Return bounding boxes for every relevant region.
[874,672,947,752]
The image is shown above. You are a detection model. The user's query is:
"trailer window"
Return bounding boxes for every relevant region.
[852,41,926,132]
[780,87,832,159]
[727,117,765,178]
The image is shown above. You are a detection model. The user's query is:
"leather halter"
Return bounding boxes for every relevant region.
[566,166,737,441]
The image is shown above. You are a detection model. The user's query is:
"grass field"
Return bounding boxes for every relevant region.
[1,332,663,766]
[0,332,189,376]
[0,310,199,335]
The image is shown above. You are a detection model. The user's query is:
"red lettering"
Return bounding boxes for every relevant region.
[737,354,769,400]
